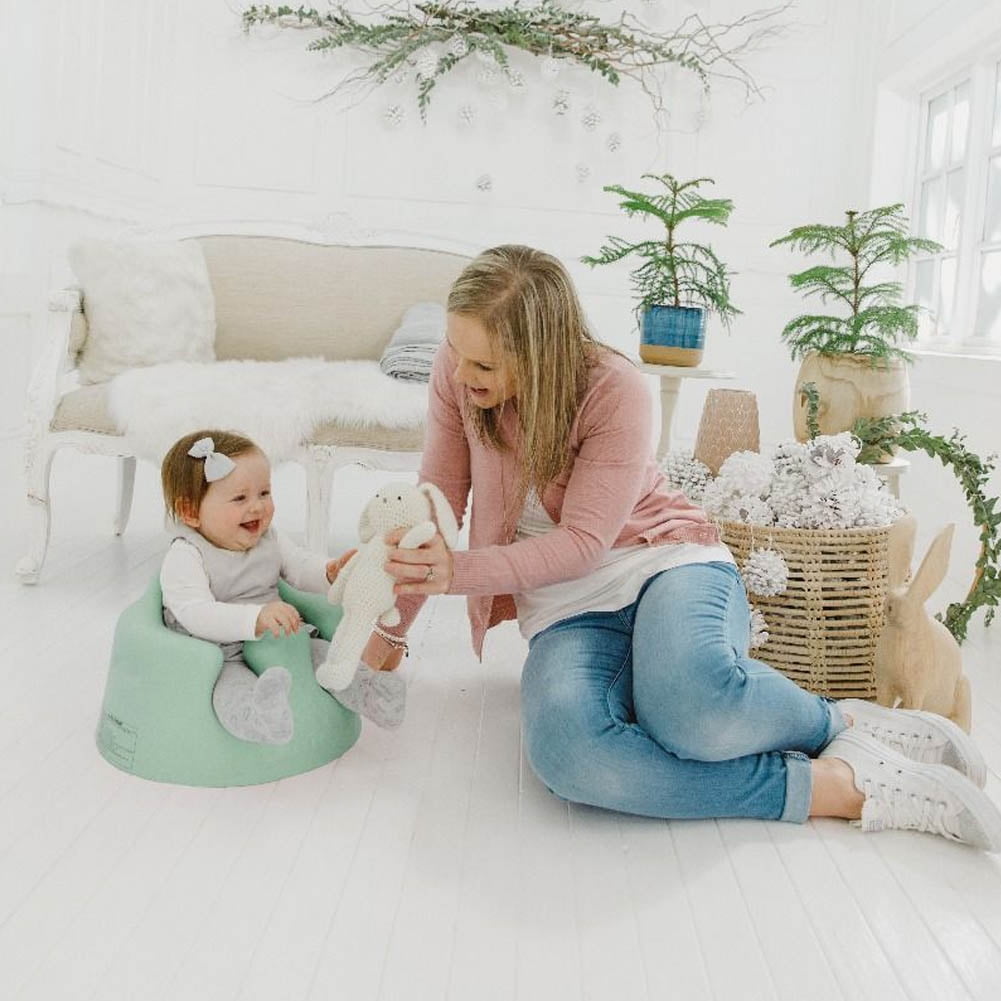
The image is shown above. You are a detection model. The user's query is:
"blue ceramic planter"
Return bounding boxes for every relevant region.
[640,305,706,367]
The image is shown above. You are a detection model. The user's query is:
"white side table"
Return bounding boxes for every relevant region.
[637,361,736,458]
[869,455,909,499]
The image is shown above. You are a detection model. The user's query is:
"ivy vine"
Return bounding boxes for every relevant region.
[801,383,1001,643]
[241,1,789,121]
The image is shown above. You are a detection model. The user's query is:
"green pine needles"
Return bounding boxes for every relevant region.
[771,204,942,363]
[241,2,789,122]
[582,173,739,327]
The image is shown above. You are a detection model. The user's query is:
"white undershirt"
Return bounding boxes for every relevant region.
[513,490,735,640]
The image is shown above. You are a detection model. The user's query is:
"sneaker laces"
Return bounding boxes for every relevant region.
[857,722,947,764]
[855,780,962,842]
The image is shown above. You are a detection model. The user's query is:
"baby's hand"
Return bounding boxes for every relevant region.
[256,601,302,637]
[326,548,357,583]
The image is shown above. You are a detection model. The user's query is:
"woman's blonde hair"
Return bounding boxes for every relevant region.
[448,245,603,501]
[161,429,260,521]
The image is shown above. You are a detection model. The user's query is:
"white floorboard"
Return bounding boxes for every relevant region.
[2,440,1001,1000]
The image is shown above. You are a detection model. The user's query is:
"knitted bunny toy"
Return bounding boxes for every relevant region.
[316,481,459,692]
[874,513,972,731]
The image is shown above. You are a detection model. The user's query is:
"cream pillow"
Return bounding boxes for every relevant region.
[68,239,216,383]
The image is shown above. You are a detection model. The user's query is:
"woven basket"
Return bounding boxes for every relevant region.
[721,521,891,698]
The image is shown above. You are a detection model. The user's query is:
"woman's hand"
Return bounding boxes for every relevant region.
[385,528,454,596]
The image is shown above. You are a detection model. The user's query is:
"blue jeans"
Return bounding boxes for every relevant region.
[520,562,846,823]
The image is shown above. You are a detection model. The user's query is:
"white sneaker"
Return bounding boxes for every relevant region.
[820,730,1001,852]
[840,699,986,788]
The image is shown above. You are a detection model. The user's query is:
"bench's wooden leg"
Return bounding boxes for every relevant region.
[16,439,58,584]
[304,453,335,553]
[113,456,137,536]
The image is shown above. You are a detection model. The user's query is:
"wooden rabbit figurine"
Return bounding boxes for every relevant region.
[874,513,972,732]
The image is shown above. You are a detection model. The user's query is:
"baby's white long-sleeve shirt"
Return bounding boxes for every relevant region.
[160,531,329,643]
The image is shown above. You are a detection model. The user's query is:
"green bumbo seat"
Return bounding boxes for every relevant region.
[96,576,360,786]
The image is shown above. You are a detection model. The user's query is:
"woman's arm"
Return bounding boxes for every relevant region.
[393,358,655,598]
[387,345,472,629]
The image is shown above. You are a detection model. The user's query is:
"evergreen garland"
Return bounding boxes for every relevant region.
[801,383,1001,642]
[241,2,788,121]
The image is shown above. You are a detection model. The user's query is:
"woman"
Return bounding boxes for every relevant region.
[366,245,1000,850]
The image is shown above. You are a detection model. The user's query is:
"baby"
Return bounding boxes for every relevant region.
[159,429,405,742]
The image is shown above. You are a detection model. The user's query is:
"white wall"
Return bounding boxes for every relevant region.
[2,0,882,437]
[8,0,995,613]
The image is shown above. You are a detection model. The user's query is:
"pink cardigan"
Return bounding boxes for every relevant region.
[395,343,721,657]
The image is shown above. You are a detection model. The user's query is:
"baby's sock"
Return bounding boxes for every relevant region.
[213,663,293,745]
[252,666,294,744]
[331,662,406,729]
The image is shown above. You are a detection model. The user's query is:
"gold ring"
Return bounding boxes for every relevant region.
[424,565,435,583]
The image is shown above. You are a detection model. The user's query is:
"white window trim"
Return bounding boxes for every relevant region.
[910,49,1001,355]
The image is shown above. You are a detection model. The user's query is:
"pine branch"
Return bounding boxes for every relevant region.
[242,2,790,122]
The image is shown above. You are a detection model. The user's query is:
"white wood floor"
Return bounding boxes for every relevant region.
[3,439,1001,1001]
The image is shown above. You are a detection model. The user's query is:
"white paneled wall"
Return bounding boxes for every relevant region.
[2,0,887,441]
[5,0,997,604]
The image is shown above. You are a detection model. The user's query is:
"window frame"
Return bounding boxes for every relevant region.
[910,49,1001,356]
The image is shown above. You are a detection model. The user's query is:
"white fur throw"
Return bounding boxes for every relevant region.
[69,240,216,384]
[108,358,429,462]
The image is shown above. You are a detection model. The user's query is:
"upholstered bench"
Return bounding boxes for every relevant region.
[18,235,471,582]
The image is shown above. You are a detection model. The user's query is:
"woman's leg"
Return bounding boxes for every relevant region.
[631,562,844,762]
[520,610,813,822]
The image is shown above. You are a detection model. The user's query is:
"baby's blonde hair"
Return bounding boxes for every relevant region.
[448,245,604,501]
[161,429,259,521]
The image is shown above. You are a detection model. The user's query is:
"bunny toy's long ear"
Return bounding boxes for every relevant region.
[357,493,380,543]
[418,482,459,548]
[908,522,955,606]
[886,513,918,589]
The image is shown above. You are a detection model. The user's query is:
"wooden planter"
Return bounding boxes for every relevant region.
[792,353,910,456]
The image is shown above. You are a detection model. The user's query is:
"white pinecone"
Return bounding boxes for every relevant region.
[742,548,789,597]
[415,50,439,80]
[749,608,770,649]
[660,450,711,503]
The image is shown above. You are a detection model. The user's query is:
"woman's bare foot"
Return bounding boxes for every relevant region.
[809,755,864,818]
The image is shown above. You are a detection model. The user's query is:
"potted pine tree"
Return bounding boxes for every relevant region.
[583,173,739,366]
[770,203,941,443]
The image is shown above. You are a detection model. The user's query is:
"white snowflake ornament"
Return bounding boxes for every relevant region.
[383,104,406,129]
[580,105,602,132]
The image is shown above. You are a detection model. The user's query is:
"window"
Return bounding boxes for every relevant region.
[912,55,1001,353]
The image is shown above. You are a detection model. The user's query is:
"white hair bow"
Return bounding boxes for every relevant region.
[187,436,236,482]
